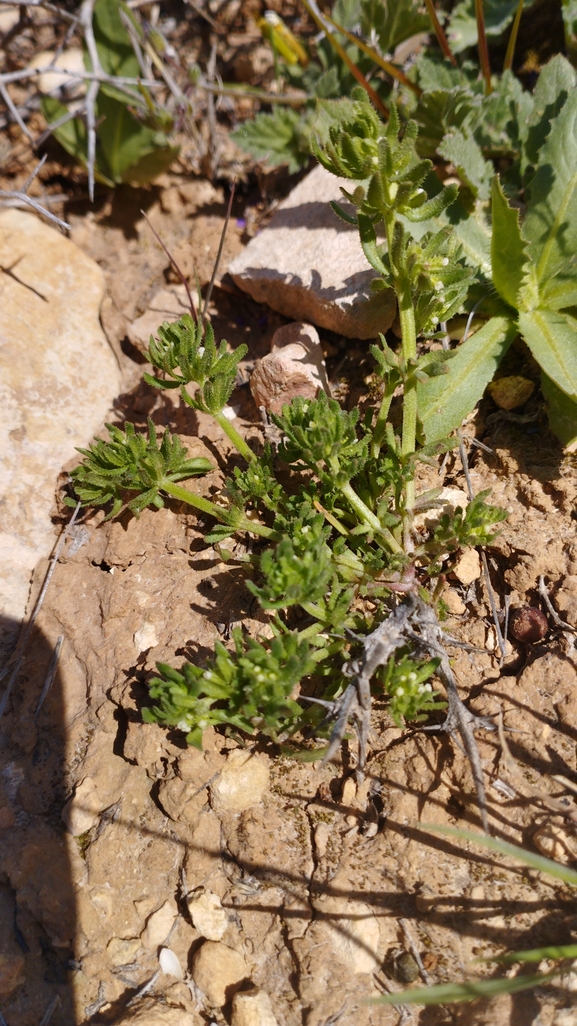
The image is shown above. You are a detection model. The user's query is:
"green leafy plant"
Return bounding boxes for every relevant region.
[68,285,505,810]
[374,825,577,1006]
[43,0,178,187]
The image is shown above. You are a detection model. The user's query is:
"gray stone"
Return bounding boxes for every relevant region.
[0,209,120,659]
[229,164,396,339]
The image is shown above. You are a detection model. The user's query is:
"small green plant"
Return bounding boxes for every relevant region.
[69,265,506,818]
[374,825,577,1006]
[43,0,178,188]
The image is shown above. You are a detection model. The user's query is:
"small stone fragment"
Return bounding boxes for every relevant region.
[443,587,466,615]
[61,777,102,835]
[133,621,159,653]
[127,285,197,353]
[413,487,469,533]
[159,947,184,979]
[187,890,228,941]
[231,987,279,1026]
[210,750,269,814]
[140,898,178,950]
[322,899,380,974]
[509,607,548,644]
[451,548,481,586]
[341,776,356,805]
[250,322,329,415]
[488,376,535,411]
[192,941,249,1007]
[107,937,141,966]
[28,48,86,100]
[532,822,577,864]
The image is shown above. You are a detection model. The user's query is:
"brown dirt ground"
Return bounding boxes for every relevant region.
[1,7,577,1025]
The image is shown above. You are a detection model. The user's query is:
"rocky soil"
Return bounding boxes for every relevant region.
[1,28,577,1026]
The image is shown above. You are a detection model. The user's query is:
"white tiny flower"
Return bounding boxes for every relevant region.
[396,687,404,696]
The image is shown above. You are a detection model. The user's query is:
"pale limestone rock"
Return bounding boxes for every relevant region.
[533,821,577,864]
[107,937,142,966]
[0,7,19,33]
[452,548,481,585]
[29,47,86,99]
[127,285,197,353]
[229,164,396,339]
[159,947,184,979]
[0,209,120,659]
[140,898,178,950]
[321,899,380,974]
[192,940,249,1007]
[61,777,102,835]
[413,487,469,533]
[210,749,269,814]
[250,322,329,415]
[231,987,279,1026]
[133,621,159,653]
[443,588,466,615]
[187,890,228,941]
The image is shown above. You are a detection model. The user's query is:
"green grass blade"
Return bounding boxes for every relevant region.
[422,824,577,886]
[371,970,559,1006]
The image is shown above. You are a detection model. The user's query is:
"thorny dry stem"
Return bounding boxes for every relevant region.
[323,593,494,833]
[0,152,70,227]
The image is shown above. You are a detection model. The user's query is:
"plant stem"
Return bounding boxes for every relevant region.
[503,0,524,71]
[214,411,256,463]
[339,480,404,554]
[423,0,457,66]
[162,480,274,538]
[475,0,492,94]
[371,378,397,458]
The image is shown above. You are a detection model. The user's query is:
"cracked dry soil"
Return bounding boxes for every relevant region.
[1,178,577,1026]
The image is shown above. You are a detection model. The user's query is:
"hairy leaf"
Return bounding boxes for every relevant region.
[418,315,517,441]
[518,309,577,401]
[541,372,577,449]
[448,0,537,53]
[359,0,429,55]
[491,176,527,309]
[438,129,492,199]
[524,54,576,169]
[522,89,577,311]
[232,107,312,172]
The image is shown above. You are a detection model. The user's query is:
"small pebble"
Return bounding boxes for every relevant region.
[509,607,548,644]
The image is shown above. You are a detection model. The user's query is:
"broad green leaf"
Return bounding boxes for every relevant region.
[448,0,537,53]
[524,55,576,169]
[414,87,481,157]
[522,89,577,311]
[371,971,559,1006]
[92,0,140,78]
[469,71,532,157]
[359,0,429,55]
[518,309,577,401]
[231,108,313,172]
[41,95,115,187]
[541,372,577,449]
[423,824,577,885]
[491,177,527,309]
[415,53,482,92]
[121,143,180,184]
[438,129,492,199]
[95,92,176,182]
[418,315,516,442]
[445,197,492,279]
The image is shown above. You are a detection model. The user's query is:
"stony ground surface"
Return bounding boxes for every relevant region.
[1,174,577,1026]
